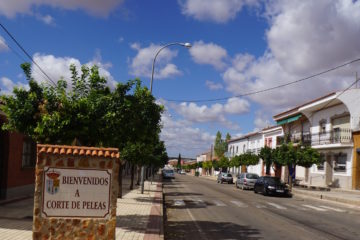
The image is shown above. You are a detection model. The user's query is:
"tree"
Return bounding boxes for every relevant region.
[259,146,274,175]
[217,156,229,172]
[214,131,224,157]
[177,153,182,170]
[1,63,166,193]
[274,143,320,189]
[214,131,231,158]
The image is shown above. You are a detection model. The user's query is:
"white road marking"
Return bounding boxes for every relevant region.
[173,199,185,206]
[191,198,206,206]
[255,204,267,208]
[213,200,227,206]
[285,204,308,211]
[302,205,327,212]
[319,205,346,212]
[267,202,287,210]
[230,200,248,208]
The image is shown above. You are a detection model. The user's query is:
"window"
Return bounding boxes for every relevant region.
[22,137,36,168]
[334,152,347,172]
[319,120,326,134]
[317,153,325,171]
[236,146,238,153]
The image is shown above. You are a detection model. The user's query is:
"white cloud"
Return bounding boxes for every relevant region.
[189,41,228,70]
[36,14,55,25]
[0,35,8,52]
[169,97,249,129]
[223,97,250,114]
[0,77,29,95]
[0,0,124,18]
[129,43,182,79]
[253,111,271,131]
[265,0,360,76]
[205,80,223,90]
[223,0,360,112]
[31,52,118,89]
[160,113,215,157]
[179,0,259,23]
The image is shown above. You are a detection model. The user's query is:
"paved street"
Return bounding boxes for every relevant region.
[164,174,360,240]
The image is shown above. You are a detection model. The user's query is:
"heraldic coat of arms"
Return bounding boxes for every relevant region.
[46,170,60,195]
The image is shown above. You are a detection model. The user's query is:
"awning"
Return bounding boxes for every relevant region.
[276,114,302,125]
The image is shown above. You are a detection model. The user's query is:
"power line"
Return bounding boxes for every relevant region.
[164,57,360,103]
[0,22,57,86]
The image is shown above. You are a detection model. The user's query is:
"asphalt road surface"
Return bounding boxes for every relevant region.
[164,174,360,240]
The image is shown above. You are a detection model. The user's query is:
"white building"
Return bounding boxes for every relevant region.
[298,89,360,189]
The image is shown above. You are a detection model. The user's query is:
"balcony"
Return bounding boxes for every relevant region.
[311,128,352,146]
[276,132,311,146]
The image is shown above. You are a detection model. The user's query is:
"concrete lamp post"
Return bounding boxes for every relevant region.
[140,42,192,194]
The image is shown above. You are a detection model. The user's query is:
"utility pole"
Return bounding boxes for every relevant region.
[210,144,213,176]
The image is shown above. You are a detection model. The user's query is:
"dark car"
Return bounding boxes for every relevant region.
[217,172,233,184]
[254,176,291,197]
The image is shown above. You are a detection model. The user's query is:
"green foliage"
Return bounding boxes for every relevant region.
[241,152,260,166]
[229,152,259,168]
[259,146,274,175]
[296,145,321,168]
[1,63,167,168]
[214,131,231,158]
[217,156,229,168]
[202,161,212,170]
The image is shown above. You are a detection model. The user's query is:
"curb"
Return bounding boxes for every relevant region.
[0,195,33,206]
[292,189,360,206]
[143,178,164,240]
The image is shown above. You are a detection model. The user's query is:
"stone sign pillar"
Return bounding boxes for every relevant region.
[33,144,120,239]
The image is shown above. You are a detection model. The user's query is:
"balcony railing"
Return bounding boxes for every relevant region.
[311,128,352,146]
[276,128,352,146]
[276,132,311,146]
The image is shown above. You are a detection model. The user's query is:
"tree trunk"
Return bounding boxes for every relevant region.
[118,163,123,198]
[136,166,141,185]
[130,164,135,190]
[265,163,271,176]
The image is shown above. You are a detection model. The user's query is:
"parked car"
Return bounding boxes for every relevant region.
[162,169,175,179]
[217,172,233,184]
[254,176,291,197]
[180,170,186,175]
[236,173,259,190]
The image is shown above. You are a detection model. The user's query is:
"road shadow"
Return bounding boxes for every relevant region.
[165,220,261,240]
[116,214,162,234]
[165,192,203,197]
[165,199,212,209]
[135,197,162,204]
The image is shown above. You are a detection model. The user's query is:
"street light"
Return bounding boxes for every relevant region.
[140,42,192,194]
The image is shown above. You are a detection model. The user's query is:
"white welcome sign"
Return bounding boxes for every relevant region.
[42,167,112,218]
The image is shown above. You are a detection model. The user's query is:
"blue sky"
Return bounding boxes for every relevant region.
[1,0,360,158]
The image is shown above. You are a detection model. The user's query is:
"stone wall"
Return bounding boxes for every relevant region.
[33,144,120,240]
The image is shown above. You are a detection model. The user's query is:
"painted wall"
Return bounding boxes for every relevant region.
[6,132,35,188]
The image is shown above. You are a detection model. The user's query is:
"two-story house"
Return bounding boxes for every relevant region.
[299,89,360,189]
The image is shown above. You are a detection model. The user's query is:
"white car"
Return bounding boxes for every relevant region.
[180,170,186,175]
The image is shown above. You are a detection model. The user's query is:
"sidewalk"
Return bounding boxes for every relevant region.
[292,187,360,205]
[0,175,164,240]
[194,173,360,206]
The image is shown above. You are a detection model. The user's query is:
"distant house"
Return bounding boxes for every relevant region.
[0,102,36,200]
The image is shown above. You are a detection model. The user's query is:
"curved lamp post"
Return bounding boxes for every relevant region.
[141,42,192,194]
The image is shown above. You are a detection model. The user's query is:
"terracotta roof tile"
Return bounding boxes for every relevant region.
[37,144,120,159]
